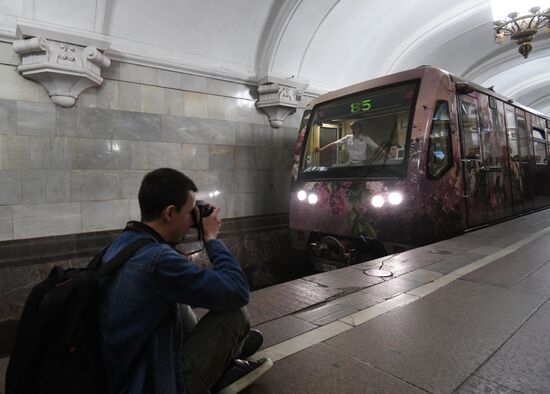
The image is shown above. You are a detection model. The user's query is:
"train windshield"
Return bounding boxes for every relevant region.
[300,81,418,179]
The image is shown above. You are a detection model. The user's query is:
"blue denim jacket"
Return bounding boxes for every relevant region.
[98,223,250,393]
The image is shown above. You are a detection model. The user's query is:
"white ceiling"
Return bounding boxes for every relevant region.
[1,0,549,113]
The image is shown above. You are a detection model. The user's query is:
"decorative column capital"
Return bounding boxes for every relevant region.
[13,36,111,107]
[255,75,308,128]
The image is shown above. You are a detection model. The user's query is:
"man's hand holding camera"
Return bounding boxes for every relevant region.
[201,205,221,242]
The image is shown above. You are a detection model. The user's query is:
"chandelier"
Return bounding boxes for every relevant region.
[491,1,550,58]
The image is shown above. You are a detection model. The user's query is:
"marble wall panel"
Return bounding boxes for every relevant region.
[162,116,236,145]
[254,147,274,170]
[13,202,81,239]
[96,80,120,110]
[0,99,16,134]
[183,91,208,119]
[181,144,209,170]
[0,64,43,102]
[113,111,162,141]
[161,115,198,143]
[16,101,56,136]
[236,122,254,146]
[236,146,254,169]
[203,119,236,145]
[209,145,235,170]
[148,142,182,169]
[205,78,253,99]
[119,63,157,85]
[207,95,238,122]
[225,192,264,217]
[130,141,149,169]
[157,69,181,89]
[45,171,70,203]
[51,137,77,170]
[0,205,13,241]
[283,126,299,148]
[165,89,184,116]
[122,170,146,199]
[129,198,141,221]
[141,85,165,114]
[21,171,47,204]
[70,170,122,201]
[29,136,51,169]
[252,124,273,147]
[81,199,130,231]
[75,138,131,170]
[4,135,30,170]
[78,87,97,108]
[0,41,19,65]
[102,60,120,80]
[181,74,207,93]
[77,107,114,139]
[118,81,142,112]
[0,135,4,170]
[56,107,78,137]
[236,170,269,193]
[187,170,237,195]
[238,101,267,124]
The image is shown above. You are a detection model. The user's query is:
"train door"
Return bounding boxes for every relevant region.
[504,105,534,214]
[458,94,488,227]
[531,117,550,207]
[477,95,513,221]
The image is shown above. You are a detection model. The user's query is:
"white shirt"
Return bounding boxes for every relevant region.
[335,134,378,162]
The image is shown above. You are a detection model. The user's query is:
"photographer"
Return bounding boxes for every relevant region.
[98,168,272,394]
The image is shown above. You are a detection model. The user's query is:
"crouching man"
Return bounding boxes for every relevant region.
[98,168,272,393]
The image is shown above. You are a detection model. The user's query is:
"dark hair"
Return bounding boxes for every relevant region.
[138,168,198,221]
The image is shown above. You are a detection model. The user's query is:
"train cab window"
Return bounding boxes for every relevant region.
[460,100,480,159]
[300,81,418,179]
[532,128,547,164]
[428,101,452,178]
[505,105,520,161]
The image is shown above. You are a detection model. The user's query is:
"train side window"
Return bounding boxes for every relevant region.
[516,110,530,162]
[505,105,520,161]
[532,128,547,164]
[428,101,452,178]
[460,100,480,159]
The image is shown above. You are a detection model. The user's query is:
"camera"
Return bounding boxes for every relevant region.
[196,200,214,218]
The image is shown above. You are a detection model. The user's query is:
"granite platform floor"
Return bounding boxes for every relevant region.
[243,208,550,394]
[1,209,550,393]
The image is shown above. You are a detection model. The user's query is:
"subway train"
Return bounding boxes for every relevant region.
[289,66,550,271]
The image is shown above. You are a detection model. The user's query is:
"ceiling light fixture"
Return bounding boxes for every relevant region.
[491,1,550,58]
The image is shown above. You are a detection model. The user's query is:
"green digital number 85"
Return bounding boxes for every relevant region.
[361,99,372,111]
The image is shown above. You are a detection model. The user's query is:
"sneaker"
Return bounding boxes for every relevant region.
[212,357,273,394]
[237,329,263,359]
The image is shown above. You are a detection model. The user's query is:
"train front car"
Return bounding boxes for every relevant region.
[290,67,465,271]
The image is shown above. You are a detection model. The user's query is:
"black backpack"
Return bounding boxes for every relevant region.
[5,237,154,394]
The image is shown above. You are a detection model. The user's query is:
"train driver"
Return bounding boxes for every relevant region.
[315,122,378,163]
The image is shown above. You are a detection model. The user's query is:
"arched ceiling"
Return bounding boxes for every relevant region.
[1,0,549,114]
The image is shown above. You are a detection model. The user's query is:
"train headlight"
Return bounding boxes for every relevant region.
[308,193,318,205]
[388,192,403,205]
[371,195,384,208]
[297,190,307,201]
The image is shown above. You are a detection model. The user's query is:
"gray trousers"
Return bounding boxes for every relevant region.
[180,305,250,394]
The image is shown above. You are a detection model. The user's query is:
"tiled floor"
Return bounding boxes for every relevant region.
[243,208,550,393]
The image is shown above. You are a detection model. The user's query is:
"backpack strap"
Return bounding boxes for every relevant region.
[95,237,156,279]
